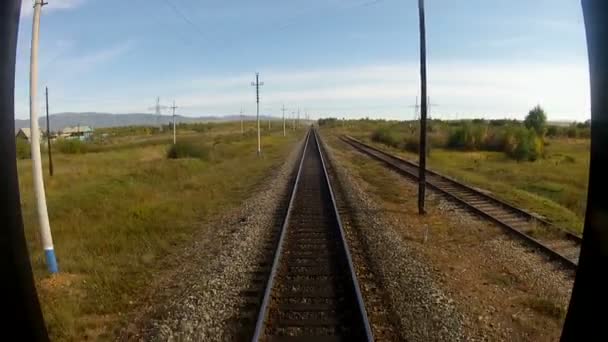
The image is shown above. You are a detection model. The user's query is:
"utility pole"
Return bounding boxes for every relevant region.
[149,97,168,132]
[427,96,438,120]
[292,111,296,131]
[282,104,286,136]
[417,0,428,215]
[156,97,162,132]
[410,96,420,120]
[170,100,178,145]
[45,86,53,176]
[30,0,57,273]
[297,108,300,129]
[408,96,420,134]
[240,107,244,134]
[251,72,264,156]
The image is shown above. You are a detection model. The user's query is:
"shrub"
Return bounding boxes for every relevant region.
[578,128,591,138]
[318,118,339,126]
[524,105,547,136]
[546,126,559,137]
[56,139,88,154]
[484,129,506,151]
[371,128,401,148]
[16,138,31,159]
[403,137,431,155]
[166,141,210,160]
[447,124,487,150]
[505,127,543,161]
[187,123,212,133]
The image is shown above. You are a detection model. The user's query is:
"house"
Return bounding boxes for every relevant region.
[15,127,44,143]
[60,126,93,141]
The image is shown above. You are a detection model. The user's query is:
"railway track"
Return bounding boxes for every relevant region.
[340,135,581,270]
[252,129,373,341]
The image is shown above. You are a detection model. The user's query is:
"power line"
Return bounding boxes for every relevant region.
[159,0,210,40]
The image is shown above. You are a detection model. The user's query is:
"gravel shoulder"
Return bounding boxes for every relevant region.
[320,132,574,341]
[118,138,305,341]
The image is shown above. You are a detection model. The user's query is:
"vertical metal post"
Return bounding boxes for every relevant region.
[417,0,428,215]
[30,0,57,273]
[45,86,53,176]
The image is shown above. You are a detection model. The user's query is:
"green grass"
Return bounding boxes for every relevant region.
[523,297,567,320]
[18,124,306,340]
[321,124,590,234]
[424,139,589,233]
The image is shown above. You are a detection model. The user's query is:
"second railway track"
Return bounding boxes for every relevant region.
[252,129,373,341]
[340,135,581,270]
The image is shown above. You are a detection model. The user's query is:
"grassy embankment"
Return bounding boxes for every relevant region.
[17,121,305,340]
[321,122,589,234]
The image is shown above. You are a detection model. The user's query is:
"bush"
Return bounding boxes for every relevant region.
[447,124,487,150]
[318,118,339,126]
[403,137,431,155]
[371,128,401,148]
[524,105,547,136]
[446,123,543,162]
[16,138,31,159]
[505,127,543,161]
[579,128,591,138]
[546,126,559,137]
[56,139,88,154]
[186,123,212,133]
[166,141,210,160]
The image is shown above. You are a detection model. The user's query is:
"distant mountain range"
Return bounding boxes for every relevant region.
[14,112,274,131]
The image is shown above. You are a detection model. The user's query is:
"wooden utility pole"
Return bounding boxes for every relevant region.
[170,100,178,145]
[417,0,428,215]
[45,87,53,176]
[282,104,286,136]
[251,73,264,156]
[240,107,244,134]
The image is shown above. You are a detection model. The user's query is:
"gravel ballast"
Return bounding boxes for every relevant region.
[120,138,305,341]
[320,135,470,341]
[320,133,574,341]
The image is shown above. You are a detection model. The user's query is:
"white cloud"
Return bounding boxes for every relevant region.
[20,0,86,17]
[17,60,590,122]
[42,41,133,82]
[160,62,590,121]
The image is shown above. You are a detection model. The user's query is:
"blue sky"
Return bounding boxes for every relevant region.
[15,0,590,121]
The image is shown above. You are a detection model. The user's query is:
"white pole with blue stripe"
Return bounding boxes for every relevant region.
[30,0,58,273]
